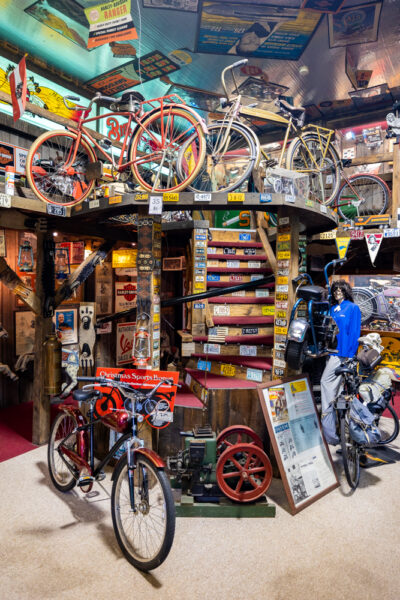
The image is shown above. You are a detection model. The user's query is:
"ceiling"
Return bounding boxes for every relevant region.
[0,0,400,130]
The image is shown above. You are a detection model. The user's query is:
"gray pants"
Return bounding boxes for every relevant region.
[320,355,343,413]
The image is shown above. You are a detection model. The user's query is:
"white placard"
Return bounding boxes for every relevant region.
[204,343,221,354]
[227,260,240,268]
[240,345,257,356]
[149,195,163,214]
[213,305,230,316]
[194,193,212,202]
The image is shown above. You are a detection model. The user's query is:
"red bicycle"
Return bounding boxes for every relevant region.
[48,374,178,571]
[26,90,207,206]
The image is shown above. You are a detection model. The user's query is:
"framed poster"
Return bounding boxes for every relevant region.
[53,308,78,344]
[143,0,199,11]
[196,3,321,60]
[116,321,135,365]
[328,2,382,48]
[24,0,90,50]
[258,375,339,514]
[15,311,36,356]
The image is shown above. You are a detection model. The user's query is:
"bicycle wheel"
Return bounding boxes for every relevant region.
[184,122,258,193]
[286,133,341,205]
[130,107,205,193]
[340,414,360,489]
[337,174,389,221]
[47,411,79,492]
[26,130,97,206]
[352,287,378,326]
[376,403,400,445]
[111,454,175,571]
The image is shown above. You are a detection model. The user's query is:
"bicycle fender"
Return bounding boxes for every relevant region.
[57,403,87,427]
[142,104,208,134]
[111,448,166,480]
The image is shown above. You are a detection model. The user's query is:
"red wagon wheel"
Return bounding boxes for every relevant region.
[216,425,263,458]
[216,443,272,503]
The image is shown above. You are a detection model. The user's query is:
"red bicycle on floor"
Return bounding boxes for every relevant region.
[48,375,177,571]
[26,90,208,206]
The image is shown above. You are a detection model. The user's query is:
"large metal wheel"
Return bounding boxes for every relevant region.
[216,425,263,458]
[340,414,360,489]
[376,403,400,445]
[285,338,307,370]
[216,443,272,502]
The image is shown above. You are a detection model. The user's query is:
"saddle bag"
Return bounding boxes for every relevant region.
[358,367,393,414]
[348,397,381,446]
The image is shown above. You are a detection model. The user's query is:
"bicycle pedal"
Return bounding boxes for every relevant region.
[77,475,95,487]
[95,471,106,482]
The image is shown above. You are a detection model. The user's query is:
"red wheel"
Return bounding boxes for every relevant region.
[216,425,263,458]
[216,443,272,502]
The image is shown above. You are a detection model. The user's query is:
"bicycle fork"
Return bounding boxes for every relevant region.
[126,437,147,512]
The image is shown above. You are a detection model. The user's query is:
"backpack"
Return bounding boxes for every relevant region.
[348,397,381,446]
[321,403,340,445]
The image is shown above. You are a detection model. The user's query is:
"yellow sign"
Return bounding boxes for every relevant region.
[163,193,179,202]
[112,248,137,268]
[276,310,288,319]
[275,326,288,335]
[290,380,307,393]
[135,192,149,201]
[335,237,351,259]
[320,230,337,239]
[277,234,290,242]
[109,195,122,204]
[277,251,290,260]
[153,313,160,323]
[221,364,236,377]
[380,336,400,377]
[227,193,245,202]
[262,305,275,316]
[277,276,288,285]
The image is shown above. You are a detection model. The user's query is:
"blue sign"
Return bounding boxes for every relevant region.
[197,360,211,372]
[260,193,272,203]
[207,274,220,281]
[239,233,251,241]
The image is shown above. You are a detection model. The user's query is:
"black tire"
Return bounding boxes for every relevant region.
[186,122,258,193]
[286,133,341,205]
[340,414,360,489]
[285,339,307,370]
[352,287,378,326]
[47,412,79,492]
[26,130,97,206]
[111,454,175,571]
[337,174,389,221]
[376,403,400,445]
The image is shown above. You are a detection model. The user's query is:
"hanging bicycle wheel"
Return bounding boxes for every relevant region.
[47,411,79,492]
[111,454,175,571]
[184,122,258,193]
[130,107,205,193]
[352,287,378,326]
[376,403,400,445]
[286,133,341,205]
[336,174,389,221]
[26,130,97,206]
[340,414,360,489]
[216,443,272,502]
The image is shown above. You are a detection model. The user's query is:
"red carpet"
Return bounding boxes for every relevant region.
[0,402,36,462]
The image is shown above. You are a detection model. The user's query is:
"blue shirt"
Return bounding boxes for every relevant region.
[330,299,361,358]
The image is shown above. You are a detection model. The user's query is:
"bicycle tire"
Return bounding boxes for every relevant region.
[340,414,360,489]
[111,454,175,571]
[352,287,378,326]
[183,122,258,193]
[376,403,400,445]
[48,411,79,492]
[337,174,390,221]
[286,132,341,205]
[26,130,97,206]
[130,107,205,193]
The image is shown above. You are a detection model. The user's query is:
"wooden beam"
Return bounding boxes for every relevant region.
[350,152,393,167]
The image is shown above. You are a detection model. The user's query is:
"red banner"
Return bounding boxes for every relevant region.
[9,56,27,122]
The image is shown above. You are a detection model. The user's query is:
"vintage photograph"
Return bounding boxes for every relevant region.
[15,311,36,356]
[53,308,78,344]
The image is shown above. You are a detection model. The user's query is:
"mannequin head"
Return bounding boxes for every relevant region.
[331,279,353,305]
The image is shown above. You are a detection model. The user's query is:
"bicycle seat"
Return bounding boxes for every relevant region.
[73,389,101,403]
[334,366,355,376]
[296,285,326,301]
[277,99,306,126]
[120,91,145,103]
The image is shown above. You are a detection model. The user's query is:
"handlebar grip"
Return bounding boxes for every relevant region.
[98,95,118,103]
[230,58,248,69]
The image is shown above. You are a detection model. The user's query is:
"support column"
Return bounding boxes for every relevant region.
[392,142,400,228]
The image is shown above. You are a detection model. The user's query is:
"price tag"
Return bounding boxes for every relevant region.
[89,199,100,209]
[228,193,245,202]
[149,195,163,214]
[194,193,212,202]
[163,192,179,202]
[320,204,328,214]
[0,193,11,208]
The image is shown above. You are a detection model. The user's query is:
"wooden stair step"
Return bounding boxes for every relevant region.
[186,358,271,383]
[209,290,273,299]
[209,228,258,242]
[207,266,271,273]
[189,342,272,357]
[174,384,204,408]
[207,253,267,261]
[207,279,274,288]
[192,354,273,371]
[213,316,275,325]
[208,296,274,305]
[211,304,275,317]
[185,368,259,390]
[207,241,263,248]
[193,335,274,344]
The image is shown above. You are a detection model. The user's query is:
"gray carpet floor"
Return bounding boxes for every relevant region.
[1,442,400,600]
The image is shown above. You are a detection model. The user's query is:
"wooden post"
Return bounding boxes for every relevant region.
[392,142,400,228]
[271,208,299,379]
[32,229,52,445]
[190,225,208,336]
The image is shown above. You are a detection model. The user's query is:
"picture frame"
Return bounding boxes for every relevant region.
[15,311,36,356]
[53,308,78,344]
[258,375,339,514]
[328,2,382,48]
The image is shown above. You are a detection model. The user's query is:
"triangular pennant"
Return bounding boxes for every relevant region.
[335,237,351,259]
[365,232,383,265]
[9,55,27,122]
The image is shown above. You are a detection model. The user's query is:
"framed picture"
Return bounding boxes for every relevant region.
[15,311,36,356]
[301,0,345,12]
[0,229,6,257]
[16,274,36,307]
[328,2,382,48]
[258,375,339,514]
[115,281,137,312]
[53,308,78,344]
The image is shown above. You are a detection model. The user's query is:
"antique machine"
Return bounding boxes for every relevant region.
[167,424,272,503]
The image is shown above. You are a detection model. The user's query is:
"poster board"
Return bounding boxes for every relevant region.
[258,375,339,514]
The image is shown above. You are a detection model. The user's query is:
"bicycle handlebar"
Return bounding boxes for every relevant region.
[221,58,248,100]
[63,92,119,116]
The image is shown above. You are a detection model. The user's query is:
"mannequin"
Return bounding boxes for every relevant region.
[320,280,361,413]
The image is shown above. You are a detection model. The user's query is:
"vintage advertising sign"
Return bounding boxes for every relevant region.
[94,366,179,428]
[196,3,321,60]
[115,281,137,311]
[85,0,137,48]
[116,321,135,365]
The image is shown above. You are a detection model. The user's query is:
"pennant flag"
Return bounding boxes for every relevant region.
[85,0,137,49]
[335,237,351,259]
[365,232,383,265]
[9,56,27,122]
